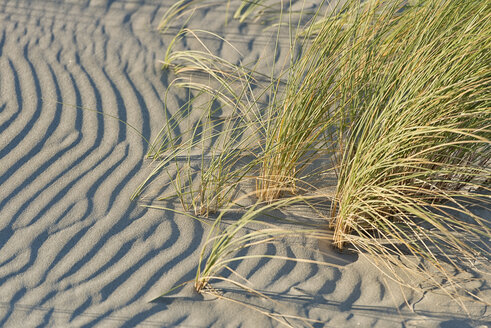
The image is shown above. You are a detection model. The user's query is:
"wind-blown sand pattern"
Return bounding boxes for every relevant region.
[0,1,489,327]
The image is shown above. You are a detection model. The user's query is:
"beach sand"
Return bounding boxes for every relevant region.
[0,1,489,327]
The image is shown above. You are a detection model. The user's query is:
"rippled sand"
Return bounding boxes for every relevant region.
[0,1,489,327]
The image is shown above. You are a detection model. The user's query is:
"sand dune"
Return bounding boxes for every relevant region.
[0,1,489,327]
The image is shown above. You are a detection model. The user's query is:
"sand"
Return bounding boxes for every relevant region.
[0,0,489,327]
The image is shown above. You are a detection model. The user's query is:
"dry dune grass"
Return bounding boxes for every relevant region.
[139,0,490,315]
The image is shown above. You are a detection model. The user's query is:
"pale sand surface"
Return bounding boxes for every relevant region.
[0,1,489,327]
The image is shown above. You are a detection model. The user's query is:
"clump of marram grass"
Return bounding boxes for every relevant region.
[324,0,490,301]
[154,194,337,327]
[144,0,490,312]
[135,0,310,215]
[327,0,490,240]
[257,0,376,201]
[131,25,270,216]
[259,0,491,301]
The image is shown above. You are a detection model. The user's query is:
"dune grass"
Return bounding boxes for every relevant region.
[143,0,490,312]
[131,24,267,215]
[325,0,491,303]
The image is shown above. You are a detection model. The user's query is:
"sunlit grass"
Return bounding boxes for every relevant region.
[143,0,490,312]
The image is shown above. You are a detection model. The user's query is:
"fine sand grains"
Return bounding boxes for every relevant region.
[0,1,489,327]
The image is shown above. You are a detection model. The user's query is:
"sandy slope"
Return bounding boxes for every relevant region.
[0,0,489,327]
